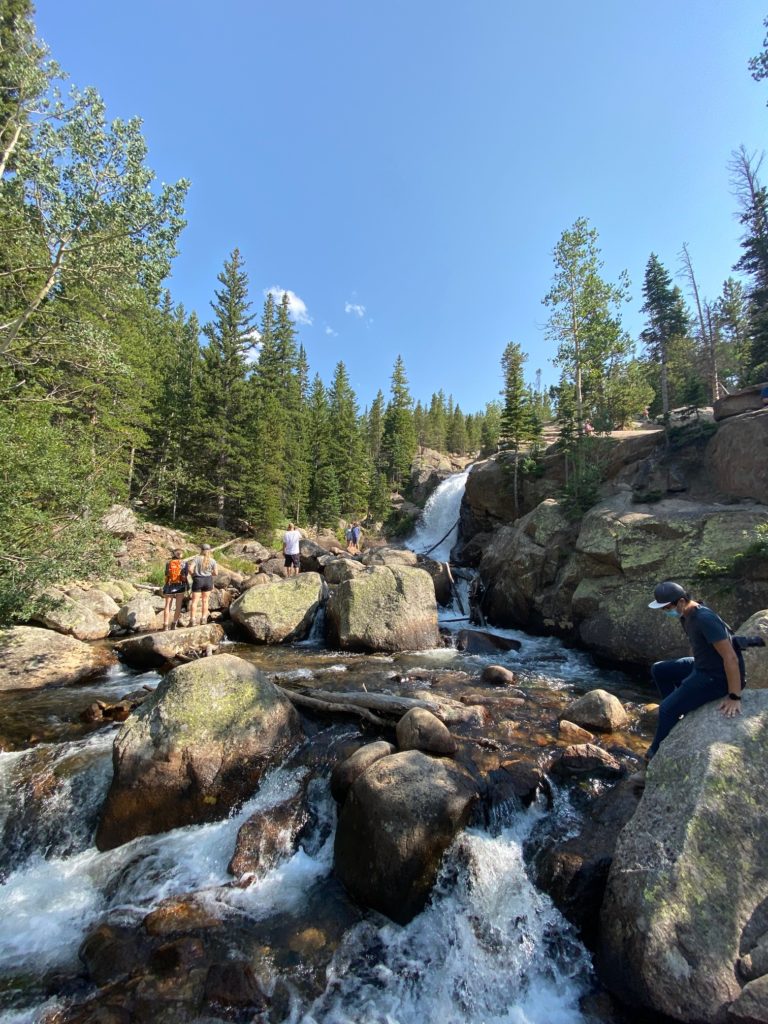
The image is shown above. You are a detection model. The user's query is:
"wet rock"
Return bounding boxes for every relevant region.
[396,707,456,755]
[115,624,225,669]
[550,743,623,779]
[558,719,596,744]
[326,565,439,653]
[478,760,550,826]
[334,749,478,923]
[80,922,152,986]
[203,962,267,1016]
[531,778,641,947]
[115,594,157,632]
[455,629,521,655]
[230,573,323,644]
[330,740,397,803]
[565,689,628,732]
[0,625,114,690]
[416,554,453,606]
[31,590,112,641]
[599,690,768,1023]
[96,654,303,850]
[143,897,224,937]
[481,664,518,686]
[228,789,310,880]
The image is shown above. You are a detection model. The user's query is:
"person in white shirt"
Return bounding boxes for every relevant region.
[282,523,302,577]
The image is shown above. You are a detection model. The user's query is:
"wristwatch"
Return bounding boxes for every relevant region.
[728,693,742,701]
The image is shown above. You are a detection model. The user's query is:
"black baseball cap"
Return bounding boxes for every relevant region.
[648,581,688,609]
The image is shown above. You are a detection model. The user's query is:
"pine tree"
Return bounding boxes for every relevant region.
[366,389,386,470]
[640,254,690,419]
[198,249,257,528]
[499,342,535,516]
[731,147,768,382]
[327,361,368,516]
[306,374,332,524]
[382,355,417,488]
[715,278,751,387]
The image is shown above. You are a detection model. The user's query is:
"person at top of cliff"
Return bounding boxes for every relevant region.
[187,544,217,626]
[645,580,745,763]
[283,523,302,577]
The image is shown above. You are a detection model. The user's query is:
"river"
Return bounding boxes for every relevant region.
[0,471,654,1024]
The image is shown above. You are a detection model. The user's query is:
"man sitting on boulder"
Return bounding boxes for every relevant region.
[646,580,745,762]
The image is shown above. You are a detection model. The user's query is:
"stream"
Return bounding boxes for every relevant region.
[0,471,656,1024]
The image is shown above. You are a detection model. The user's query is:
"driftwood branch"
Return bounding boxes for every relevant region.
[275,685,389,727]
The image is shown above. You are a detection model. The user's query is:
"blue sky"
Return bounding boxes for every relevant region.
[34,1,768,413]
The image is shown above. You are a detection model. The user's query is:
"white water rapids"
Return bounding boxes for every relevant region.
[0,472,622,1024]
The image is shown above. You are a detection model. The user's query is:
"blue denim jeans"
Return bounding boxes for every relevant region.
[647,658,733,759]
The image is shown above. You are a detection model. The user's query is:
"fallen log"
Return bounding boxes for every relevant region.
[274,685,389,727]
[307,689,437,717]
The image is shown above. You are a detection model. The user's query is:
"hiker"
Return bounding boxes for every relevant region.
[187,543,217,625]
[645,580,745,762]
[283,523,302,577]
[345,525,355,554]
[162,548,188,630]
[351,521,362,554]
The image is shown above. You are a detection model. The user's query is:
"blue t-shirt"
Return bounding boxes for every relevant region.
[682,606,729,679]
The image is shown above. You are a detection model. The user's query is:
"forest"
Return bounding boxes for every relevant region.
[2,0,768,624]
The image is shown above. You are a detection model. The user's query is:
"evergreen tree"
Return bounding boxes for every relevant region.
[306,374,333,524]
[499,342,536,516]
[382,355,417,488]
[247,294,285,531]
[715,277,751,387]
[446,404,467,454]
[197,249,256,527]
[640,254,691,419]
[731,147,768,382]
[327,361,367,515]
[480,401,502,454]
[366,389,386,470]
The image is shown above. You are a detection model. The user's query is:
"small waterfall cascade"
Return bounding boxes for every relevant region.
[408,466,471,562]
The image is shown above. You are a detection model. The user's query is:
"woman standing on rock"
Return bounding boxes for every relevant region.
[187,544,217,626]
[162,548,188,630]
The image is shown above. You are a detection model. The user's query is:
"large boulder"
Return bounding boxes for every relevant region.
[395,707,456,755]
[116,593,158,632]
[599,690,768,1024]
[299,538,332,574]
[330,740,396,803]
[706,410,768,505]
[95,654,303,850]
[737,609,768,689]
[416,554,453,606]
[322,557,365,585]
[325,566,439,653]
[31,590,111,641]
[360,546,418,568]
[65,587,120,620]
[334,750,478,923]
[101,504,139,539]
[713,384,768,421]
[229,573,323,644]
[0,625,115,690]
[115,624,225,669]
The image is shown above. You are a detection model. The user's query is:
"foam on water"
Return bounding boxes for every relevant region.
[409,467,471,562]
[299,805,591,1024]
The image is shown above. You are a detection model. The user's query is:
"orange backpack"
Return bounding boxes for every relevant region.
[166,559,187,586]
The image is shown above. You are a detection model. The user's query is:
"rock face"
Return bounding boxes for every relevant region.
[707,409,768,504]
[229,573,323,644]
[713,384,768,421]
[0,626,115,690]
[738,609,768,689]
[115,593,157,632]
[323,557,364,585]
[360,546,419,568]
[409,447,470,506]
[334,750,478,923]
[326,566,439,653]
[115,624,225,669]
[96,654,302,850]
[476,490,768,665]
[599,690,768,1024]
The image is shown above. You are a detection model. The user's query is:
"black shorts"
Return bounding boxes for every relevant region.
[163,583,186,595]
[284,553,300,568]
[191,577,214,593]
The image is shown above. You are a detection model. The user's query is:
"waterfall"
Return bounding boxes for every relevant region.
[409,466,471,562]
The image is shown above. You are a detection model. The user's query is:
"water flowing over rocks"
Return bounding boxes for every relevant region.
[96,653,303,849]
[228,787,311,881]
[0,625,115,689]
[333,749,479,923]
[325,565,439,653]
[230,572,324,643]
[599,689,768,1023]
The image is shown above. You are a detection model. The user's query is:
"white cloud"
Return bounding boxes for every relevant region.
[243,327,262,364]
[345,301,366,318]
[324,325,338,336]
[266,286,312,325]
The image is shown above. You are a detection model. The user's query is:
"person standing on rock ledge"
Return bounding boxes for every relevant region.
[161,548,188,631]
[645,580,745,762]
[187,544,217,625]
[282,523,302,577]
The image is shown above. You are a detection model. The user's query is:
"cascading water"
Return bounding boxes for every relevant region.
[409,466,471,562]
